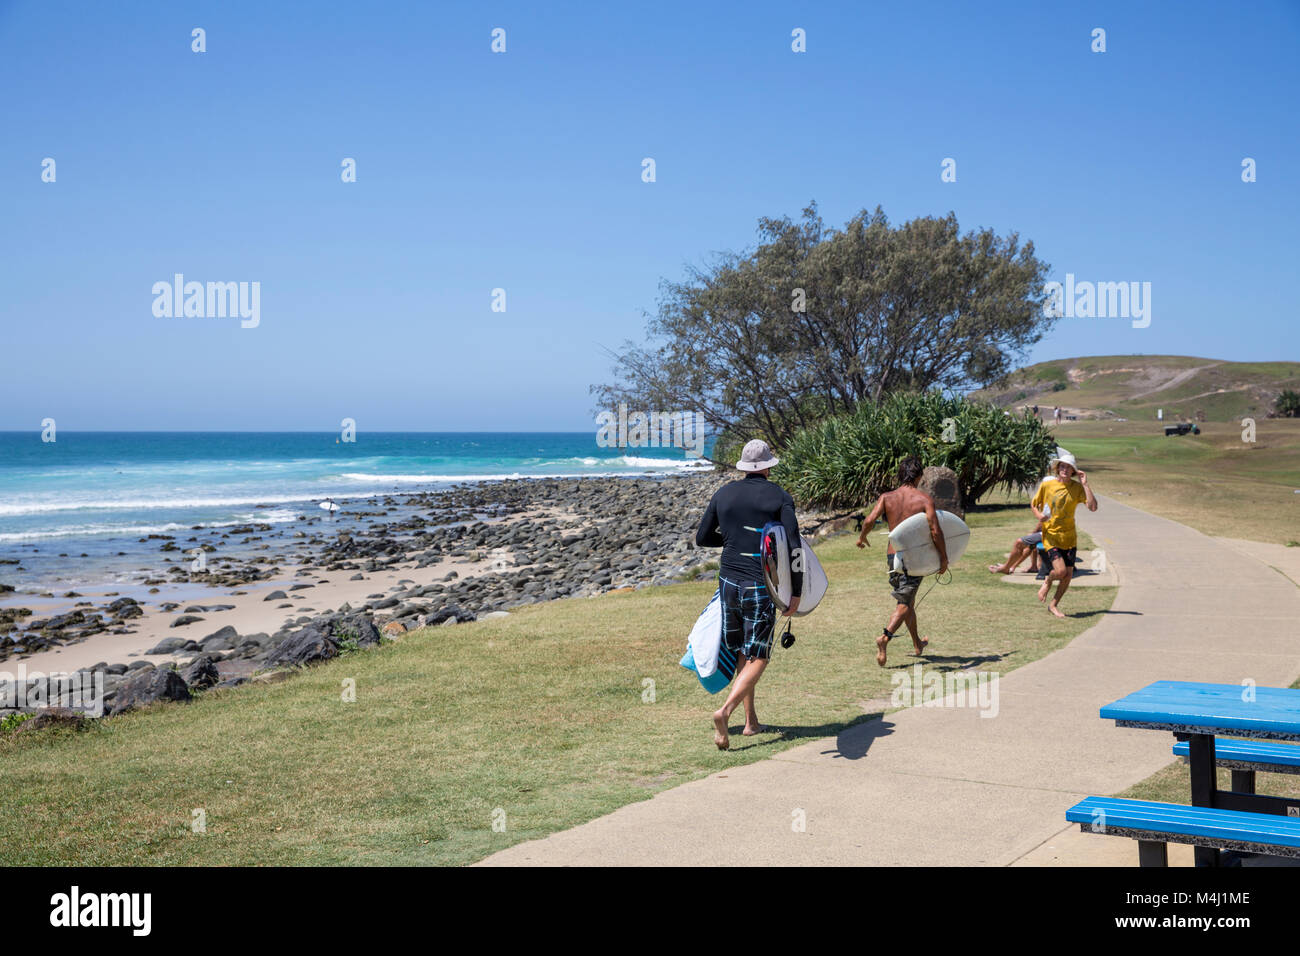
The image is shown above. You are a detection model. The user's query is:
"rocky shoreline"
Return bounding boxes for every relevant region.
[3,471,789,723]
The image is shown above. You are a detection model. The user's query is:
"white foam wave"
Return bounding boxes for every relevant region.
[620,456,713,470]
[0,510,303,543]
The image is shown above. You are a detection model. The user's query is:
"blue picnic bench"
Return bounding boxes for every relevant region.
[1171,737,1300,796]
[1067,681,1300,867]
[1067,796,1300,867]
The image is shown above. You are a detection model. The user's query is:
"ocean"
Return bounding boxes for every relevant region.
[0,432,713,591]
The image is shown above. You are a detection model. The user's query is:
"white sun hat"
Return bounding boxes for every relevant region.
[1049,447,1079,478]
[736,439,780,472]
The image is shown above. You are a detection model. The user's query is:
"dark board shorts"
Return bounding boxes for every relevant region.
[1046,547,1078,568]
[887,555,923,606]
[720,576,776,661]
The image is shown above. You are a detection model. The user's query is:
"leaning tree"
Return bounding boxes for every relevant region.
[593,203,1056,461]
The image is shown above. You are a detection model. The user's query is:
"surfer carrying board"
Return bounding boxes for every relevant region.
[695,439,802,750]
[856,456,947,667]
[1031,449,1097,618]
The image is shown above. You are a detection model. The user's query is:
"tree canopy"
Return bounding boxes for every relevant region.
[593,204,1055,456]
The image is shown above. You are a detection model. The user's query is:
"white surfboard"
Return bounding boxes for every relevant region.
[319,500,339,513]
[887,510,970,576]
[679,589,734,694]
[760,523,829,616]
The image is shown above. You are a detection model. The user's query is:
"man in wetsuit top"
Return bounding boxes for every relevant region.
[695,439,802,751]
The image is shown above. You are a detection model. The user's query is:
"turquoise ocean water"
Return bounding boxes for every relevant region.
[0,432,711,590]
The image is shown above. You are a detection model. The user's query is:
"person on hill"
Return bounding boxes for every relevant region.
[856,456,947,667]
[1053,406,1062,425]
[695,439,802,750]
[1032,449,1097,618]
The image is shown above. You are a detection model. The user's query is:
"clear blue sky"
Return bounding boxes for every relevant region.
[3,0,1296,430]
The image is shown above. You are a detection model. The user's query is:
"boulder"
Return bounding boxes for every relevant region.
[147,636,190,655]
[180,654,220,690]
[332,614,381,648]
[14,707,88,733]
[425,605,476,626]
[109,668,192,716]
[260,627,338,667]
[200,625,239,651]
[919,465,964,518]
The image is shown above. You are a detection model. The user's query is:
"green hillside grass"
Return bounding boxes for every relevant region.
[977,355,1300,422]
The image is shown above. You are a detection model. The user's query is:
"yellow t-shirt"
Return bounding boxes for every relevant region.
[1032,478,1088,550]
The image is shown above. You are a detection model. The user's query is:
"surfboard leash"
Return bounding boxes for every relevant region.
[913,568,953,609]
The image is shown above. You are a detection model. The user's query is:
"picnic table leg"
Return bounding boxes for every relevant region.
[1187,733,1220,867]
[1230,769,1255,795]
[1138,840,1169,867]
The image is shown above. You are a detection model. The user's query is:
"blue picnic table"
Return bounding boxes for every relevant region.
[1101,680,1300,866]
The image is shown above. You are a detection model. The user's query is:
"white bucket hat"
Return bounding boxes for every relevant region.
[1049,447,1079,478]
[737,439,780,472]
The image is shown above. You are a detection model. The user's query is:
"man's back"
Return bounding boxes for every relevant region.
[696,473,800,585]
[880,485,936,553]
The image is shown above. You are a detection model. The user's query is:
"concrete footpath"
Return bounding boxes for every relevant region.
[480,496,1300,866]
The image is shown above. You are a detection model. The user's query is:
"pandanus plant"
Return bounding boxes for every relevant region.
[772,392,1056,509]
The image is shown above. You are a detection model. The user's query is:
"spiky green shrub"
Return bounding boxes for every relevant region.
[772,392,1057,508]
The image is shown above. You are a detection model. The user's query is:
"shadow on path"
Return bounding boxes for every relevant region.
[820,715,896,761]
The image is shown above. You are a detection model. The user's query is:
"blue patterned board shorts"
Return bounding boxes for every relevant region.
[720,575,777,661]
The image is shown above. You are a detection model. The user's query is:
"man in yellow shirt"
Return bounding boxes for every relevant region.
[1031,449,1097,618]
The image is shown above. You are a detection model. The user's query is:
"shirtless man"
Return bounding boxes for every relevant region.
[855,456,948,667]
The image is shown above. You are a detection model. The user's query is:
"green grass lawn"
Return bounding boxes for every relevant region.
[1056,419,1300,544]
[0,504,1112,866]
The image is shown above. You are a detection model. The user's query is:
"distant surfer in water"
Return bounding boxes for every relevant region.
[856,456,947,667]
[695,439,802,750]
[1032,449,1097,618]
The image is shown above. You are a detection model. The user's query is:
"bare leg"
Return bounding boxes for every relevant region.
[904,606,928,655]
[877,603,909,667]
[990,539,1030,574]
[1050,564,1072,618]
[713,658,768,749]
[737,653,765,735]
[1039,556,1069,616]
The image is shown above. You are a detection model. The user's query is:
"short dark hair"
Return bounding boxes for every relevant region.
[898,456,923,486]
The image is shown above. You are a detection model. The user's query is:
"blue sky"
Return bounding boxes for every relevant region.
[2,0,1297,430]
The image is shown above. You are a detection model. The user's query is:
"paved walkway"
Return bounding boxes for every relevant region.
[479,497,1300,866]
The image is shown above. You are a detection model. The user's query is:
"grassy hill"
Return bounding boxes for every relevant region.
[975,355,1300,422]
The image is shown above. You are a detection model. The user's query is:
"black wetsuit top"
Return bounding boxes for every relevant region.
[695,474,803,595]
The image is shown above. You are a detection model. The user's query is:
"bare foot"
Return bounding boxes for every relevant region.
[712,710,730,750]
[1037,580,1050,603]
[1048,603,1067,619]
[912,636,929,656]
[742,723,773,736]
[875,632,889,668]
[988,564,1008,574]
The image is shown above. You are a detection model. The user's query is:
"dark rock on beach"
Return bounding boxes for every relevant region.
[180,654,221,690]
[109,668,192,716]
[261,627,338,668]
